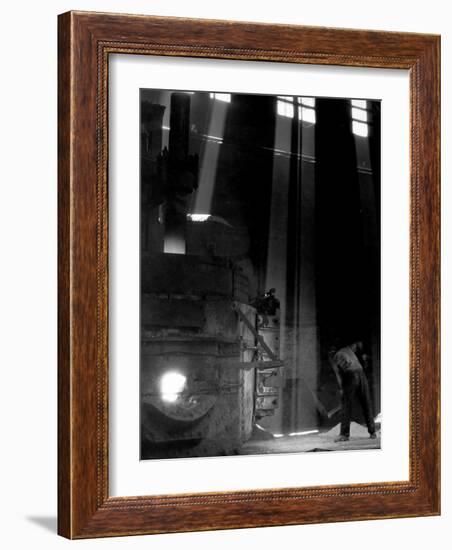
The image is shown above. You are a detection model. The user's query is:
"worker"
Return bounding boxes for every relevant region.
[331,341,376,442]
[252,288,280,327]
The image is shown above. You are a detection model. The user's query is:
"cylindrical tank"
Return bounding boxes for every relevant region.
[140,252,255,458]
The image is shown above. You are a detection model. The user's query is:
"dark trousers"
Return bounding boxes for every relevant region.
[340,368,375,437]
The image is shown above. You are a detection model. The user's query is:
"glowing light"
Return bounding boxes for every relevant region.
[299,106,316,123]
[273,433,285,438]
[352,120,368,137]
[351,99,369,137]
[351,99,367,109]
[205,135,223,143]
[277,99,294,118]
[288,430,319,437]
[163,235,186,254]
[187,213,211,222]
[352,107,368,122]
[300,97,315,107]
[194,98,228,214]
[210,93,231,102]
[160,372,186,403]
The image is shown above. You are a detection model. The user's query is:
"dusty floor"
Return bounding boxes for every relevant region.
[239,421,381,455]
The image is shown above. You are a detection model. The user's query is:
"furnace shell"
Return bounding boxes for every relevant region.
[140,253,256,458]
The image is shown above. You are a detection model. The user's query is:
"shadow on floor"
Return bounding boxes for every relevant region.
[26,516,57,534]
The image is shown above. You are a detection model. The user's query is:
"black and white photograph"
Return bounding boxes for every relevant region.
[139,89,381,460]
[0,0,445,546]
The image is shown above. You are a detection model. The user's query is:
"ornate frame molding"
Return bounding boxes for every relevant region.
[58,11,440,538]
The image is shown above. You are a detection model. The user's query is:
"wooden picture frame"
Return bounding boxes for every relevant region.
[58,10,440,539]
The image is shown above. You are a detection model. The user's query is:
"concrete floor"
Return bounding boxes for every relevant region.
[239,421,381,455]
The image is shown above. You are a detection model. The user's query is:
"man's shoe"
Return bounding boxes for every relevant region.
[334,435,349,442]
[369,433,377,439]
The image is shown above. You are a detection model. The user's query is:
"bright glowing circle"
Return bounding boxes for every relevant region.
[160,372,186,402]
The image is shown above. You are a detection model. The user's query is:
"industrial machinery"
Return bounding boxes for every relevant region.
[140,253,258,457]
[140,93,283,458]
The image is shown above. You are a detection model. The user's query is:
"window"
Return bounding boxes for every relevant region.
[210,93,231,103]
[276,96,316,123]
[351,99,370,137]
[299,97,316,123]
[277,97,294,118]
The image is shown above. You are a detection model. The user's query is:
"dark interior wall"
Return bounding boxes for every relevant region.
[315,98,362,342]
[212,94,277,293]
[314,98,381,413]
[366,101,381,411]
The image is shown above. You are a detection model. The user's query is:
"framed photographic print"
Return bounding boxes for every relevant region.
[58,11,440,538]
